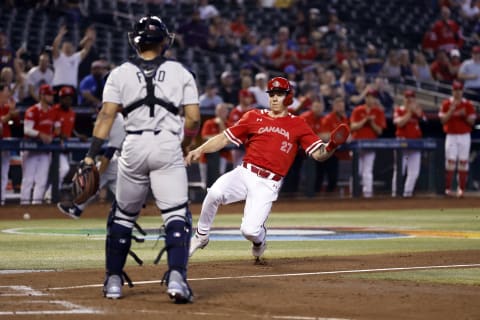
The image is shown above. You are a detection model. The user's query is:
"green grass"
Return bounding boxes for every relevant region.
[0,208,479,288]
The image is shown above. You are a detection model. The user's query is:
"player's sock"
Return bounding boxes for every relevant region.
[445,170,454,190]
[458,170,468,191]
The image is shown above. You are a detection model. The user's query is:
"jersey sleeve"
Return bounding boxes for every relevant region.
[439,99,449,117]
[201,119,215,139]
[181,66,199,106]
[350,107,362,123]
[102,67,122,104]
[298,119,324,156]
[375,109,387,128]
[223,111,253,146]
[466,101,477,120]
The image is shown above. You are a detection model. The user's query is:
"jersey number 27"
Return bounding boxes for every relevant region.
[280,141,293,153]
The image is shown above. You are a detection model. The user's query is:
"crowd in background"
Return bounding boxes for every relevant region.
[0,0,480,204]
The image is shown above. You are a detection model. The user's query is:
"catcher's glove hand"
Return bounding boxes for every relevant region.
[72,160,100,204]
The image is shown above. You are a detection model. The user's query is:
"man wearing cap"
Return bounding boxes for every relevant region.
[350,89,386,198]
[199,81,223,112]
[458,46,480,96]
[20,84,58,204]
[392,90,426,198]
[186,76,349,260]
[78,60,108,108]
[439,81,477,198]
[248,73,269,109]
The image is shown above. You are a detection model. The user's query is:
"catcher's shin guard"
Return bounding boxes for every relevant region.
[105,201,138,276]
[158,203,192,276]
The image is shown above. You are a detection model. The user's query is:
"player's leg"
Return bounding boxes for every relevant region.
[360,151,376,197]
[241,175,281,258]
[32,153,51,204]
[20,152,35,204]
[58,153,70,189]
[103,152,149,299]
[403,150,421,197]
[444,134,458,195]
[391,150,398,197]
[1,151,10,205]
[456,133,471,197]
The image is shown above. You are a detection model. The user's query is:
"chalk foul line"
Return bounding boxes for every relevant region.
[47,263,480,291]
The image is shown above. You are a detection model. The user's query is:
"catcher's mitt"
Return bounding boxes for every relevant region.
[72,161,99,204]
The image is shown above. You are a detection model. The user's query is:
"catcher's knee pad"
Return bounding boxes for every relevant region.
[162,203,192,276]
[106,201,138,275]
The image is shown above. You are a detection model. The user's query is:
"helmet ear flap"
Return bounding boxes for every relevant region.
[283,89,294,106]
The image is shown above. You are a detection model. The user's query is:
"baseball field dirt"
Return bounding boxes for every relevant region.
[1,196,479,320]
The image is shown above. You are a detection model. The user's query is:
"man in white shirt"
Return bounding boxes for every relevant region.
[51,25,93,98]
[248,73,269,109]
[26,52,54,103]
[458,45,480,96]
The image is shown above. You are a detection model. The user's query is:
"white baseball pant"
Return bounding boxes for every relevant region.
[358,150,376,197]
[20,151,51,204]
[196,164,282,244]
[392,150,421,197]
[1,150,10,204]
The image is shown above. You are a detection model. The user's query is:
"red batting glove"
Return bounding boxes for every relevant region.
[325,124,350,152]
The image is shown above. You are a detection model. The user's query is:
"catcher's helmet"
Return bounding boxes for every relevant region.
[266,77,294,106]
[128,15,174,53]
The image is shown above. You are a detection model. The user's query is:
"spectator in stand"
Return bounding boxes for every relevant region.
[284,64,297,90]
[298,65,319,95]
[208,16,236,55]
[176,9,210,50]
[230,12,249,41]
[430,50,456,83]
[228,89,255,167]
[350,89,386,198]
[20,84,58,205]
[439,81,476,198]
[26,52,53,104]
[248,72,269,109]
[219,70,239,105]
[412,51,433,82]
[198,0,220,20]
[296,36,317,69]
[334,41,349,68]
[78,59,108,108]
[51,25,93,99]
[198,103,232,188]
[0,83,18,205]
[363,43,384,79]
[392,90,426,198]
[449,49,462,80]
[241,31,267,67]
[0,31,14,71]
[374,77,394,113]
[12,47,29,103]
[399,49,413,79]
[0,67,22,102]
[458,45,480,96]
[199,80,224,112]
[338,64,355,97]
[77,25,99,83]
[349,75,368,108]
[460,0,480,21]
[430,6,463,52]
[380,50,401,81]
[319,96,350,194]
[344,46,364,77]
[270,27,298,71]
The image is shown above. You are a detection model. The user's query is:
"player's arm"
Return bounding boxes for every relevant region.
[83,101,119,165]
[52,25,67,60]
[439,101,455,124]
[350,117,368,132]
[185,132,230,165]
[393,108,411,128]
[182,103,201,153]
[367,117,383,135]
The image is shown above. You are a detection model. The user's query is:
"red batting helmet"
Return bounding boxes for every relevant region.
[266,77,294,106]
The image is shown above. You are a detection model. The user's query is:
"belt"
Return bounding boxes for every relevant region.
[242,162,282,181]
[126,130,161,135]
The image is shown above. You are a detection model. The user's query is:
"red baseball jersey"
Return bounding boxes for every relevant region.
[224,109,323,176]
[300,110,323,134]
[24,103,56,137]
[200,118,232,163]
[321,111,349,133]
[227,105,254,127]
[350,104,386,140]
[439,98,476,134]
[394,106,424,139]
[52,104,76,138]
[0,104,12,138]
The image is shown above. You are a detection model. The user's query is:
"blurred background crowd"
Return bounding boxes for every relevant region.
[1,0,480,204]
